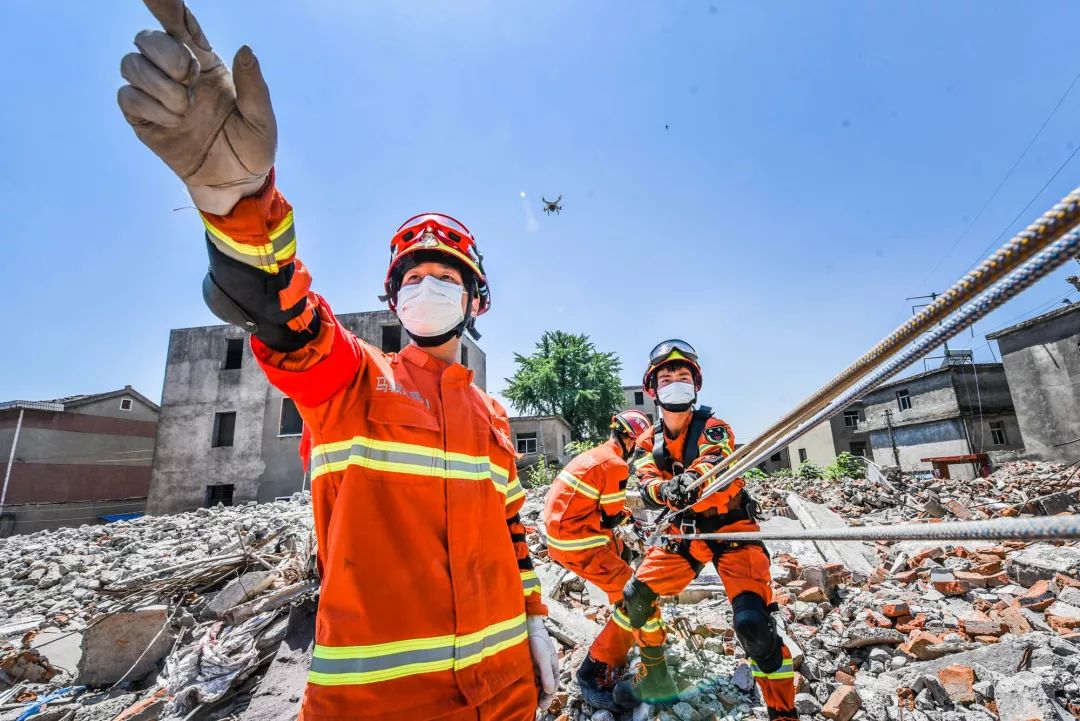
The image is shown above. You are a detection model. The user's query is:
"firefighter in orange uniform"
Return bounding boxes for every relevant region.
[117,3,558,718]
[543,410,652,709]
[613,340,796,720]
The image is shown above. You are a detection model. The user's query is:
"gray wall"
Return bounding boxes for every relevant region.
[509,416,573,469]
[868,419,973,478]
[0,499,146,537]
[829,403,870,456]
[621,385,658,423]
[992,307,1080,462]
[863,371,961,432]
[862,365,1021,478]
[148,311,488,515]
[67,393,159,422]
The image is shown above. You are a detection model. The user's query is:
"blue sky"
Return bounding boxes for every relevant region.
[5,2,1080,439]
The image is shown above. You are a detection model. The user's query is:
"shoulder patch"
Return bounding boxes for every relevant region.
[702,425,730,445]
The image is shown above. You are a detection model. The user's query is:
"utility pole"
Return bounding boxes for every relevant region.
[884,409,901,467]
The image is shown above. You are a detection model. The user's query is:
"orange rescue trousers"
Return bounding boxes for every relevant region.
[549,537,635,669]
[632,538,795,719]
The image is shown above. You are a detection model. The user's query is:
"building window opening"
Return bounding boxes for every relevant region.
[843,410,860,428]
[119,398,133,411]
[798,448,808,463]
[224,337,244,370]
[516,432,537,455]
[769,452,782,463]
[212,411,236,448]
[634,391,644,406]
[205,484,234,507]
[380,325,400,354]
[895,389,911,411]
[849,441,867,457]
[279,398,303,436]
[990,421,1008,446]
[461,344,469,368]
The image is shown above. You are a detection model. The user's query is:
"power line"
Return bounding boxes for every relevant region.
[964,143,1080,274]
[918,66,1080,285]
[985,290,1077,334]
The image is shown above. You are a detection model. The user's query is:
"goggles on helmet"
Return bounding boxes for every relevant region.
[385,212,490,316]
[648,339,698,365]
[644,338,702,390]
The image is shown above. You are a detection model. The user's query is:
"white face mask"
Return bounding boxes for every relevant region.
[657,381,696,406]
[396,276,465,337]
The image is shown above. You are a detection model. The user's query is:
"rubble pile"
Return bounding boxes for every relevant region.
[524,468,1080,721]
[747,460,1080,526]
[0,498,315,721]
[771,541,1080,721]
[2,461,1078,721]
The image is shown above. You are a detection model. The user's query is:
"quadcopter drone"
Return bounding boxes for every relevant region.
[542,195,563,215]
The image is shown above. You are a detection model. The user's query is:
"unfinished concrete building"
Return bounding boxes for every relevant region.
[0,386,159,536]
[860,363,1023,480]
[148,311,486,515]
[620,384,658,423]
[508,415,573,475]
[784,401,871,469]
[987,303,1080,463]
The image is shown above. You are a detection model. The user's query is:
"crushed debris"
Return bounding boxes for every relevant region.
[0,497,314,721]
[1,460,1078,721]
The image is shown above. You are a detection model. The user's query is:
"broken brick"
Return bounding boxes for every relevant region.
[822,685,862,721]
[1045,602,1080,634]
[954,571,989,588]
[1018,580,1057,611]
[911,547,944,565]
[933,579,971,596]
[900,630,945,660]
[937,664,976,704]
[882,601,910,618]
[896,613,927,633]
[834,670,856,685]
[798,587,829,603]
[893,570,920,584]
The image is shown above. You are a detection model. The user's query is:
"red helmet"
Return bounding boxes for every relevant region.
[611,409,652,439]
[643,339,703,392]
[383,212,490,315]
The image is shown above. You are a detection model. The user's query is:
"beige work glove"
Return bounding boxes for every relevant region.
[117,0,276,215]
[527,615,559,710]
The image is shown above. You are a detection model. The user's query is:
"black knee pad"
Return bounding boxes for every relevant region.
[622,578,658,628]
[731,592,782,673]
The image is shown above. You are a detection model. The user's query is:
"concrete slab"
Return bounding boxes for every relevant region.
[31,628,84,675]
[76,606,175,688]
[785,494,879,579]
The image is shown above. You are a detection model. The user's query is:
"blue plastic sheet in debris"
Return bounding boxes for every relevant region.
[16,685,86,721]
[98,512,144,523]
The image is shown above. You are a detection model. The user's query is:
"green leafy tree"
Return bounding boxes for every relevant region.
[825,452,866,480]
[504,331,625,441]
[795,461,825,480]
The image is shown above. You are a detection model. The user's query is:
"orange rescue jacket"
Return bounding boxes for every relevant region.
[204,181,546,721]
[634,411,755,530]
[543,439,629,557]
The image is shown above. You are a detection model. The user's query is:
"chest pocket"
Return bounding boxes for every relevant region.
[358,398,443,483]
